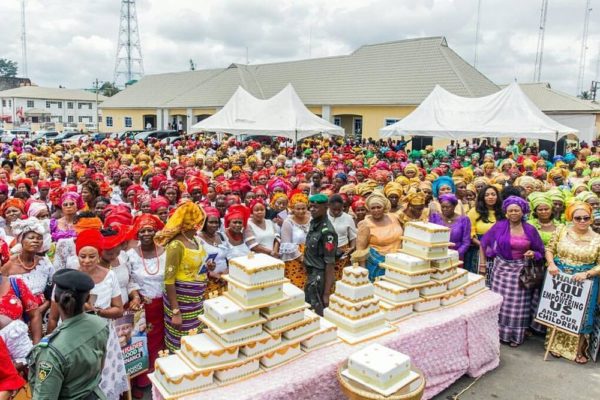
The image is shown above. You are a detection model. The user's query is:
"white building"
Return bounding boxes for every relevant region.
[0,86,107,130]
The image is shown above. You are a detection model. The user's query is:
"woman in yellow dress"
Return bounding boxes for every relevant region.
[353,193,403,281]
[154,201,211,353]
[545,201,600,364]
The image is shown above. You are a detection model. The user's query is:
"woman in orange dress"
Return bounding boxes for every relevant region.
[352,192,403,281]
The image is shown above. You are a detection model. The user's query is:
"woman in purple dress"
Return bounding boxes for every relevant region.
[480,196,545,347]
[429,194,471,261]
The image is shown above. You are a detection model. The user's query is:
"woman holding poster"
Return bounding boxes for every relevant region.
[545,201,600,364]
[480,196,545,347]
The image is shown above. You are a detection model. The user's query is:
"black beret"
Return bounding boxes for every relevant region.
[53,269,95,292]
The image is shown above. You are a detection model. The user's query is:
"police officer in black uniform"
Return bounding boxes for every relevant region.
[304,194,338,315]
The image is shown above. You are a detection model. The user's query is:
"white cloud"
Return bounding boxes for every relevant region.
[0,0,597,96]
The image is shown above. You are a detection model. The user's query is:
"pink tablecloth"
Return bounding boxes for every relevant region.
[153,290,502,400]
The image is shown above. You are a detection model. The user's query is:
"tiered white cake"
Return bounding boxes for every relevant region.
[324,266,394,344]
[373,222,480,318]
[151,253,337,397]
[341,343,420,396]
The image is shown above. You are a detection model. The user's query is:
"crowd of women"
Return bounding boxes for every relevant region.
[0,135,599,399]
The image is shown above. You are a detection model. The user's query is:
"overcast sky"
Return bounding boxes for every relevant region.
[0,0,599,96]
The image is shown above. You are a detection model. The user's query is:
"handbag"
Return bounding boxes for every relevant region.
[519,258,544,289]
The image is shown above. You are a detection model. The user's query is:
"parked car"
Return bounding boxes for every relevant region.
[63,134,92,144]
[26,130,59,144]
[134,130,178,142]
[110,130,144,141]
[93,132,110,142]
[48,131,81,144]
[1,128,31,143]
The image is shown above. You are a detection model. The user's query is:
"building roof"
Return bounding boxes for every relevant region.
[0,86,107,102]
[500,82,600,113]
[101,36,499,109]
[0,77,31,92]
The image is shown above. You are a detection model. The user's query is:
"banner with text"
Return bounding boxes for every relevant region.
[536,271,593,334]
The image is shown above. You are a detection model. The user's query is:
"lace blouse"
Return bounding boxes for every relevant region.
[11,256,55,305]
[279,217,310,261]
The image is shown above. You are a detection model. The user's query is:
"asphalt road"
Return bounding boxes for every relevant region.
[433,335,600,400]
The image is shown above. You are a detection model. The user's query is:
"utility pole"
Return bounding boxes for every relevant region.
[94,79,102,133]
[114,0,144,87]
[577,1,592,95]
[533,0,549,82]
[20,0,28,77]
[473,0,482,68]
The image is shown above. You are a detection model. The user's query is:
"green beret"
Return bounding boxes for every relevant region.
[309,193,329,204]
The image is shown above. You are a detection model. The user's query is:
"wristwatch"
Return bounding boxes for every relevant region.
[172,308,181,315]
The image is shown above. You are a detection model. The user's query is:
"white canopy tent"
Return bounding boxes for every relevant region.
[380,82,579,143]
[190,84,344,141]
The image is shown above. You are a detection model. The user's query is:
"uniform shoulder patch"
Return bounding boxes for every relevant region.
[38,361,53,382]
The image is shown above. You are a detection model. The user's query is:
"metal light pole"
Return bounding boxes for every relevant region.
[94,78,102,133]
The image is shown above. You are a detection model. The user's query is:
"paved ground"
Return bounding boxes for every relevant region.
[433,335,600,400]
[141,335,599,400]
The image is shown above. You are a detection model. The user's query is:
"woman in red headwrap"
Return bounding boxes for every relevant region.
[0,199,25,248]
[158,181,181,207]
[350,198,367,225]
[150,196,170,223]
[126,214,166,394]
[224,204,251,259]
[99,224,134,309]
[198,207,229,298]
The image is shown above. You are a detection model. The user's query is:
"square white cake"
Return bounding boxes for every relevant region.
[403,221,450,244]
[261,283,306,317]
[419,280,447,296]
[431,266,457,281]
[414,296,441,312]
[214,357,260,383]
[180,333,239,369]
[203,296,261,330]
[334,280,374,302]
[228,253,285,286]
[282,310,321,340]
[226,278,286,308]
[240,333,282,357]
[384,265,433,286]
[341,266,370,285]
[155,354,213,395]
[264,308,306,331]
[463,272,486,296]
[379,300,415,322]
[301,318,338,351]
[374,280,420,303]
[431,249,460,269]
[383,253,431,272]
[401,237,449,259]
[442,268,469,290]
[260,341,302,368]
[346,343,411,392]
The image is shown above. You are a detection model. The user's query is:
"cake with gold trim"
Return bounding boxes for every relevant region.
[374,280,420,304]
[180,334,239,369]
[341,343,420,396]
[154,354,214,395]
[403,221,451,244]
[260,341,302,368]
[228,253,285,286]
[324,266,392,343]
[384,252,431,272]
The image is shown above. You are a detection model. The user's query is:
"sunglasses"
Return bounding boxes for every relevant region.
[573,216,591,222]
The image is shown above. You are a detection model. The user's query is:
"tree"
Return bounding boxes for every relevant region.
[579,91,590,100]
[99,81,120,97]
[0,59,18,77]
[189,59,196,71]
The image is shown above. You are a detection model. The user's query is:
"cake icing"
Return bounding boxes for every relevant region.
[203,296,261,329]
[374,280,420,303]
[261,283,305,316]
[347,344,411,391]
[401,237,449,259]
[154,355,214,395]
[341,266,370,285]
[334,280,374,301]
[383,265,433,285]
[214,357,260,383]
[180,334,239,368]
[228,253,285,286]
[260,341,302,368]
[383,253,430,272]
[403,221,451,244]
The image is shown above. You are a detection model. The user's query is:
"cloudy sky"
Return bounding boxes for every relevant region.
[0,0,598,96]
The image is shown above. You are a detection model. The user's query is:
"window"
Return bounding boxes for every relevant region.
[58,102,62,109]
[353,117,362,135]
[1,100,5,107]
[384,118,401,126]
[46,101,51,108]
[8,100,11,107]
[27,100,34,108]
[98,116,102,123]
[67,102,73,109]
[333,116,341,126]
[106,116,113,127]
[78,116,83,123]
[68,116,74,123]
[78,102,93,110]
[57,116,62,123]
[124,117,132,128]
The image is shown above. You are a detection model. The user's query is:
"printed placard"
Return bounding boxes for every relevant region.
[536,271,593,334]
[115,309,149,377]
